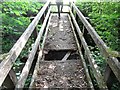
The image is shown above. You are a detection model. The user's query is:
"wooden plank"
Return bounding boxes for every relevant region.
[0,0,50,87]
[30,17,38,40]
[50,3,69,6]
[44,13,77,50]
[71,2,120,82]
[61,51,71,61]
[34,60,88,88]
[15,7,51,89]
[68,14,94,90]
[29,14,52,88]
[70,9,108,89]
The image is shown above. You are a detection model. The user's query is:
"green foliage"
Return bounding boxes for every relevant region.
[24,74,32,87]
[76,2,120,51]
[90,47,106,74]
[2,2,43,16]
[1,2,43,87]
[1,2,43,53]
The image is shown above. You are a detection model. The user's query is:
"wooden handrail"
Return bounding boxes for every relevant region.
[71,2,120,82]
[68,14,94,90]
[70,9,108,89]
[15,7,51,89]
[0,0,50,87]
[29,13,52,88]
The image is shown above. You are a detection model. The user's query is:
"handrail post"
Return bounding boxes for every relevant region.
[30,17,38,40]
[104,65,113,89]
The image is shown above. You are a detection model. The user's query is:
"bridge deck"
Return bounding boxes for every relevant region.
[32,13,89,89]
[44,13,77,50]
[35,60,88,88]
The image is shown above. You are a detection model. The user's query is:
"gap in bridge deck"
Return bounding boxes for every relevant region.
[44,50,80,61]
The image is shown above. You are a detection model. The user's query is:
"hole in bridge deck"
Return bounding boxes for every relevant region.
[44,50,80,61]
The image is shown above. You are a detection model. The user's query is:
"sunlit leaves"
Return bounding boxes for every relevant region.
[77,2,120,51]
[2,2,43,53]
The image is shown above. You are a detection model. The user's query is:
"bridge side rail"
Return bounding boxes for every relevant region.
[70,1,120,85]
[0,0,50,88]
[68,15,94,90]
[15,7,51,89]
[69,9,108,89]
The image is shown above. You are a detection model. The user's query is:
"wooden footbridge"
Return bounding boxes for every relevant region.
[0,0,120,89]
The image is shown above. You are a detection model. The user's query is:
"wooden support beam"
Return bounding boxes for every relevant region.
[15,7,51,89]
[1,69,17,89]
[29,14,52,88]
[70,9,108,89]
[71,2,120,82]
[104,65,112,83]
[68,14,94,90]
[30,17,38,40]
[61,51,71,61]
[0,0,50,87]
[104,65,113,89]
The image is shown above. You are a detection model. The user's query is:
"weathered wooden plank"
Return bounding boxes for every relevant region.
[29,14,52,89]
[15,7,51,89]
[34,60,88,88]
[0,0,50,87]
[44,13,77,50]
[61,51,71,61]
[70,9,108,89]
[50,3,69,6]
[71,2,120,82]
[68,14,94,90]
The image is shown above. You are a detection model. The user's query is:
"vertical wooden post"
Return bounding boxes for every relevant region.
[33,27,38,41]
[9,69,17,86]
[70,2,74,13]
[30,17,39,62]
[72,6,74,13]
[2,69,17,89]
[75,12,78,21]
[82,26,85,35]
[104,65,113,89]
[30,17,38,40]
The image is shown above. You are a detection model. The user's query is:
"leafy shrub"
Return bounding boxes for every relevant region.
[1,2,43,53]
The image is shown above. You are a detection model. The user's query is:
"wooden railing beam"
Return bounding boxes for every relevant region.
[70,9,108,89]
[68,14,94,90]
[29,14,52,88]
[71,2,120,82]
[15,7,51,89]
[0,0,50,87]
